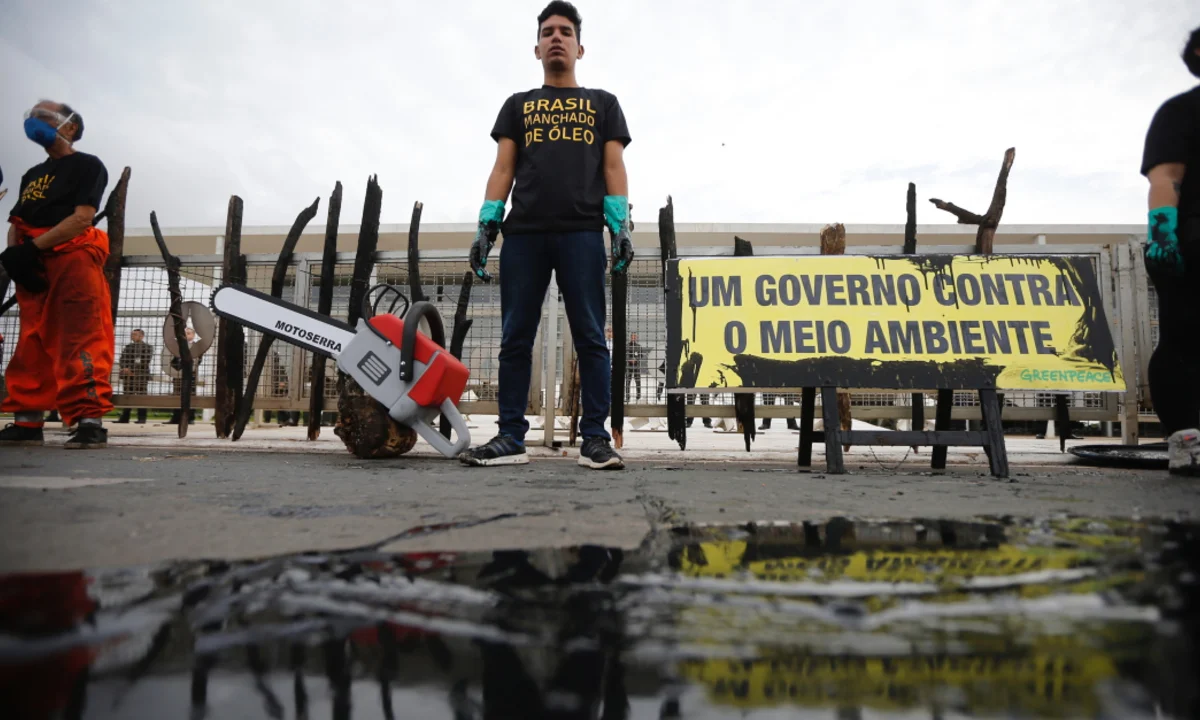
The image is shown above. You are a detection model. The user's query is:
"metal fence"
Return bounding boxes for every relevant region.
[0,240,1153,439]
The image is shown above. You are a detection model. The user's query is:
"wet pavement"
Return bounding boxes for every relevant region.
[1,516,1197,718]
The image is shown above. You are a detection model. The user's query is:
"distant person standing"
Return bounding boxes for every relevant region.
[0,100,112,449]
[1142,27,1200,474]
[116,328,152,423]
[459,1,633,470]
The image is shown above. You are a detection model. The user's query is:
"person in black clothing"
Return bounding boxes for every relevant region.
[460,1,633,470]
[1142,28,1200,474]
[625,332,647,402]
[116,328,151,423]
[760,393,799,431]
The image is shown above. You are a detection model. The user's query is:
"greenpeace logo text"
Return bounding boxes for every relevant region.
[274,320,343,353]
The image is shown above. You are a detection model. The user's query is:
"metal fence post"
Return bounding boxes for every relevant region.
[1116,241,1141,445]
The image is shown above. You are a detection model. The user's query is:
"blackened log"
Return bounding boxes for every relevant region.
[904,182,923,442]
[346,175,382,329]
[440,271,474,438]
[903,182,917,255]
[100,166,131,323]
[407,201,426,304]
[929,148,1016,254]
[215,196,245,438]
[611,272,627,449]
[234,197,319,440]
[660,196,686,450]
[151,211,192,439]
[732,235,756,451]
[308,181,342,440]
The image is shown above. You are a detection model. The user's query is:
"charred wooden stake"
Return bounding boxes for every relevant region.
[733,235,756,452]
[333,175,415,459]
[407,201,426,303]
[215,196,246,439]
[659,196,686,450]
[234,197,319,440]
[904,182,924,446]
[611,270,628,449]
[346,175,382,329]
[930,148,1016,254]
[100,166,131,323]
[440,271,474,439]
[929,148,1015,468]
[820,223,853,450]
[151,212,193,439]
[308,181,342,441]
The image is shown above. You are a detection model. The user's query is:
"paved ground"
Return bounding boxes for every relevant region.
[1,420,1196,573]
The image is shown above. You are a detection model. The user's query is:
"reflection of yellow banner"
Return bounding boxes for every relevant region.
[678,649,1117,714]
[680,541,1101,584]
[667,255,1123,391]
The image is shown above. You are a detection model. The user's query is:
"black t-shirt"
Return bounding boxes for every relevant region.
[491,86,631,235]
[1141,85,1200,221]
[9,152,108,228]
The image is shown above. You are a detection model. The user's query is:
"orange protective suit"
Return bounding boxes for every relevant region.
[1,218,114,425]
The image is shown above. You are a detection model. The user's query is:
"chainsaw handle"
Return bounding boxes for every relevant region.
[398,301,446,382]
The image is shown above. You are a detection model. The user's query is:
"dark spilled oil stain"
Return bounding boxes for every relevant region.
[1,516,1197,719]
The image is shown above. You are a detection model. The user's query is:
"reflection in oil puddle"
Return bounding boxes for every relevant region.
[0,517,1196,718]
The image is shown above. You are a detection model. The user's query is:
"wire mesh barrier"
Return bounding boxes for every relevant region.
[0,242,1143,430]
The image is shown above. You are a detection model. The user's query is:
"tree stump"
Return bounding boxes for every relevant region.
[333,376,417,459]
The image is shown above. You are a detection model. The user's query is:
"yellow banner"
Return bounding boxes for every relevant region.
[667,255,1124,391]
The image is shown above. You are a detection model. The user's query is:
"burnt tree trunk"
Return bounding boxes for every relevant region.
[733,236,756,451]
[440,271,474,439]
[407,201,426,304]
[929,148,1015,468]
[930,148,1016,254]
[101,166,131,323]
[308,181,342,441]
[820,223,853,449]
[151,211,192,439]
[333,176,413,459]
[659,196,686,450]
[234,197,319,440]
[904,182,924,445]
[215,196,246,438]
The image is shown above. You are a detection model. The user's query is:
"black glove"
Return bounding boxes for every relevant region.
[170,356,182,371]
[0,241,47,293]
[469,220,500,282]
[609,221,634,275]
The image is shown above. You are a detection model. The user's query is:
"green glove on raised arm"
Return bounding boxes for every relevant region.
[603,195,634,275]
[470,200,505,282]
[1146,206,1184,275]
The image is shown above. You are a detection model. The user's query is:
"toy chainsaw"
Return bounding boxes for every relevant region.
[210,283,471,458]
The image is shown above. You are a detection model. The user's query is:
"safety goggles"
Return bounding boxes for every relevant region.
[24,107,75,128]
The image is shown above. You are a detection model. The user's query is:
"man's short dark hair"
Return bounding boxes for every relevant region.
[538,1,581,38]
[1185,27,1200,79]
[59,102,84,141]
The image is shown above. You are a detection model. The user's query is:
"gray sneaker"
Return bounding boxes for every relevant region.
[458,434,529,466]
[579,437,624,470]
[1168,429,1200,476]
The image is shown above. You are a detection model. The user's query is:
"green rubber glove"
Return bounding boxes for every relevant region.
[470,200,505,282]
[1146,206,1184,275]
[604,195,634,275]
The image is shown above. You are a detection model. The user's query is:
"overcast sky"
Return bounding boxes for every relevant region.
[1,0,1198,231]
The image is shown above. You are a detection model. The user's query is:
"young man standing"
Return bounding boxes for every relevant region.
[0,100,113,449]
[460,1,633,469]
[1141,27,1200,474]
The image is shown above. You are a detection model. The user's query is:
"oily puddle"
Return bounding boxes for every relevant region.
[0,515,1196,719]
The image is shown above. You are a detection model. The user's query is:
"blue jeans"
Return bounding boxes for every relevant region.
[498,231,611,442]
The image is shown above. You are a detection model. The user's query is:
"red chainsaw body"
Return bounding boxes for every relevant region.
[367,315,469,408]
